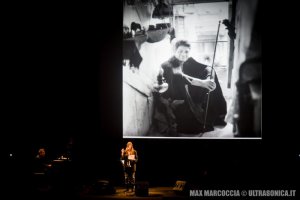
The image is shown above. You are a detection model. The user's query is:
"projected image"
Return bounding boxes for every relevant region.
[123,0,261,138]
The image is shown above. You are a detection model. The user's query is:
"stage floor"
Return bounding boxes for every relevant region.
[80,186,187,199]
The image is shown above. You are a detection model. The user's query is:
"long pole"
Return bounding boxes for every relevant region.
[203,21,221,131]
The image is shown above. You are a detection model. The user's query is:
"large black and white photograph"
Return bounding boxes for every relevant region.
[123,0,261,138]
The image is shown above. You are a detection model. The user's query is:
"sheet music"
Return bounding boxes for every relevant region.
[128,155,135,160]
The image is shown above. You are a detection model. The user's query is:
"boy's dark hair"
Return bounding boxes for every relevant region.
[175,40,191,50]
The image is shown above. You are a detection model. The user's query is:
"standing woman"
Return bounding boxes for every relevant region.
[121,141,138,192]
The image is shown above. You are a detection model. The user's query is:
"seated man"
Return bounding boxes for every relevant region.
[34,148,52,174]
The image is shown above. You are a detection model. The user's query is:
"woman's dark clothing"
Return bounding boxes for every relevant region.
[121,150,138,190]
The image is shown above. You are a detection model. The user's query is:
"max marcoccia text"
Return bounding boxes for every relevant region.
[190,190,240,197]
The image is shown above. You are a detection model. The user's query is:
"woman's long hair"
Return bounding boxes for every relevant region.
[125,141,135,155]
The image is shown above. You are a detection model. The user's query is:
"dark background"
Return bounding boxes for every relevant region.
[3,1,299,195]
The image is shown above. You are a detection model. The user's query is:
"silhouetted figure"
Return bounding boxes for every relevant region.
[32,148,53,195]
[34,148,52,174]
